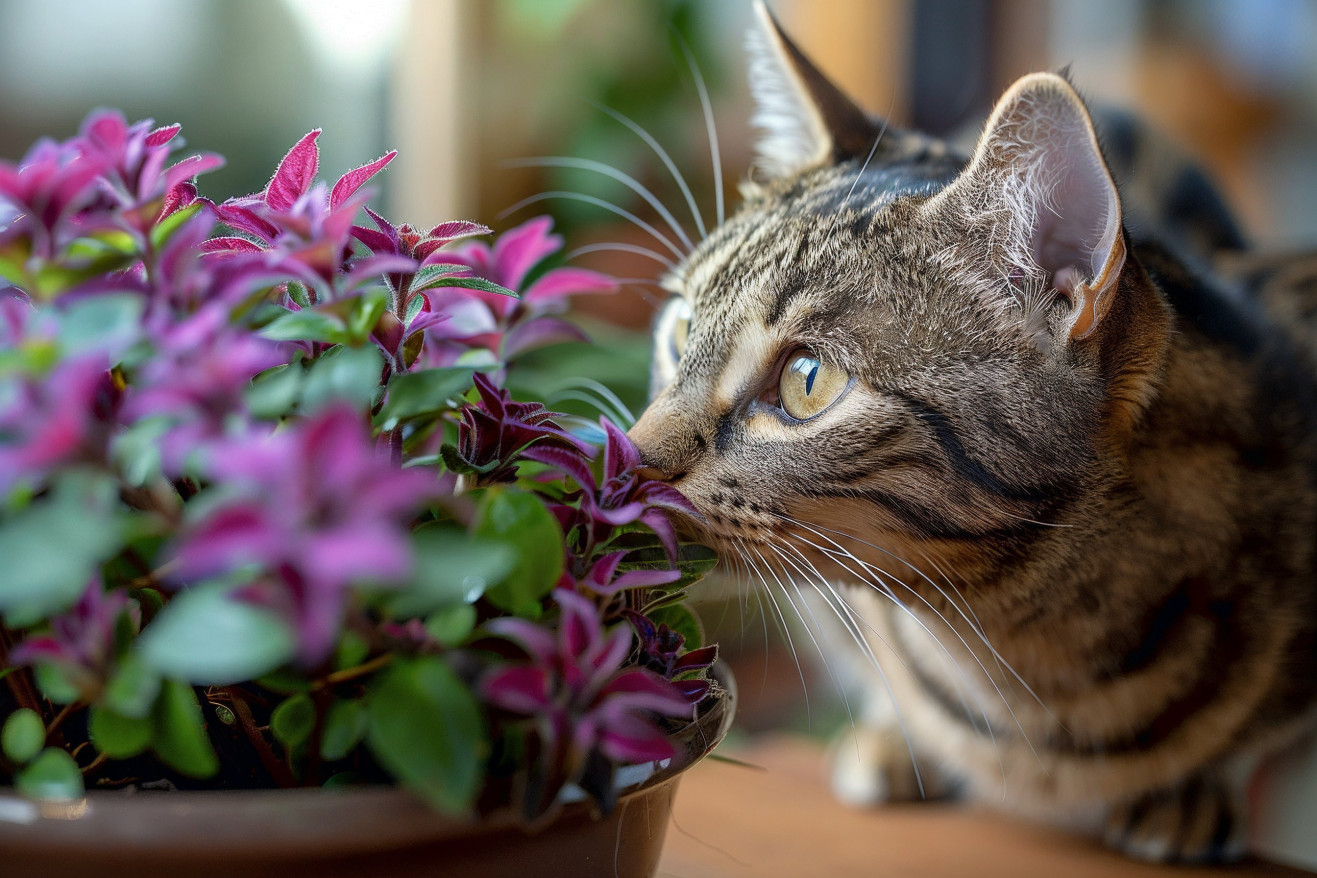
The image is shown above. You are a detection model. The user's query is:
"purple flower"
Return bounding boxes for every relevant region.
[124,306,286,468]
[0,354,120,494]
[10,578,133,694]
[203,130,412,297]
[170,406,435,663]
[623,610,717,704]
[425,216,617,362]
[483,589,693,774]
[0,137,106,260]
[449,371,591,483]
[524,419,695,564]
[76,110,224,234]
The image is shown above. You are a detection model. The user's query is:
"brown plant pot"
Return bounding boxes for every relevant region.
[0,669,735,878]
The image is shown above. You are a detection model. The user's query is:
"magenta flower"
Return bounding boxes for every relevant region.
[203,130,413,296]
[76,110,223,234]
[10,578,133,694]
[0,137,106,260]
[623,609,717,704]
[124,306,286,468]
[578,550,680,595]
[170,405,435,663]
[0,354,120,494]
[447,371,591,483]
[426,216,617,362]
[524,419,695,564]
[483,589,693,775]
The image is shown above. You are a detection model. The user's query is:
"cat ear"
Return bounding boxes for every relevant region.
[745,1,884,179]
[936,72,1125,341]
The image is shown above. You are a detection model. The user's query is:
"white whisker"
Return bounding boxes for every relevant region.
[506,156,696,251]
[498,191,687,260]
[675,35,723,228]
[590,102,708,239]
[568,242,678,271]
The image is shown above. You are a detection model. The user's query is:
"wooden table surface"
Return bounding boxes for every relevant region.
[658,736,1310,878]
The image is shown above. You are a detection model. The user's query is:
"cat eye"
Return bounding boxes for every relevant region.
[778,352,850,421]
[668,298,692,359]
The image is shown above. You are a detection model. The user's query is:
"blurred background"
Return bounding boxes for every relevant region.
[3,0,1315,733]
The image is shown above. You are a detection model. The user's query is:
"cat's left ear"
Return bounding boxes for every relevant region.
[933,72,1125,341]
[745,1,886,179]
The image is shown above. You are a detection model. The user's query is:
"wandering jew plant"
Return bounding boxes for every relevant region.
[0,111,721,821]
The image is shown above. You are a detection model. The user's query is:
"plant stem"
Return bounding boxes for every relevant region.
[0,626,43,715]
[81,751,109,777]
[222,687,297,788]
[318,653,393,689]
[45,701,80,738]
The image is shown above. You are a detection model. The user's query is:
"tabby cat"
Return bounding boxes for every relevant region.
[627,4,1317,863]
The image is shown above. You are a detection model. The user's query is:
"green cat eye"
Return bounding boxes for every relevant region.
[779,353,849,420]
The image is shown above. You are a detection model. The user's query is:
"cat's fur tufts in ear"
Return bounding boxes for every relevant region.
[745,1,884,180]
[932,72,1126,341]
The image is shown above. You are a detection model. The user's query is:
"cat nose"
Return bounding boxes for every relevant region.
[627,399,697,482]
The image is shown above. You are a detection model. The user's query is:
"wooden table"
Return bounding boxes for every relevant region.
[658,736,1310,878]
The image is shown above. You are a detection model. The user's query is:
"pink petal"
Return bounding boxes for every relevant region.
[502,317,589,359]
[200,236,265,254]
[330,149,396,211]
[163,153,225,193]
[522,267,617,304]
[265,129,321,211]
[145,124,182,147]
[489,216,559,291]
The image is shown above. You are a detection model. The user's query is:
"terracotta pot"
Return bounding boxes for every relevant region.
[0,670,735,878]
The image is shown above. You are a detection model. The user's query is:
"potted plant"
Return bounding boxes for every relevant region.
[0,112,729,877]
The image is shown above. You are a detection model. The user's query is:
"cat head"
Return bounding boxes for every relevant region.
[629,3,1171,586]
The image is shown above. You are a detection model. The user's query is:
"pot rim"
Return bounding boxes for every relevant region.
[0,665,736,859]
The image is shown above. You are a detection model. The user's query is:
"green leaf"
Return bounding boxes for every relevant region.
[246,363,304,420]
[425,605,477,648]
[260,308,349,344]
[300,344,383,413]
[286,280,312,309]
[213,703,237,726]
[415,275,520,298]
[139,584,296,686]
[148,203,203,251]
[647,603,704,651]
[270,693,315,751]
[407,263,479,296]
[347,286,390,343]
[366,657,484,814]
[102,652,161,719]
[33,664,80,705]
[255,668,313,695]
[2,708,46,765]
[374,367,476,431]
[618,542,719,591]
[55,293,144,361]
[320,699,366,761]
[16,748,84,800]
[0,471,125,625]
[151,679,218,778]
[88,705,153,759]
[384,526,516,617]
[473,488,564,616]
[333,631,370,671]
[113,417,169,486]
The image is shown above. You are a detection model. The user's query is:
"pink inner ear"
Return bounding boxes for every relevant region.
[1027,124,1122,294]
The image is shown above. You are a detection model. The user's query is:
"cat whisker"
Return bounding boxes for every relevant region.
[778,529,1010,787]
[674,34,723,229]
[735,537,811,720]
[781,512,1057,724]
[506,156,696,252]
[589,101,708,240]
[779,518,1046,772]
[568,242,678,272]
[763,539,926,797]
[498,191,688,260]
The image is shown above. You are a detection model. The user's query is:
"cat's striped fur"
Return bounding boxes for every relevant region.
[629,4,1317,863]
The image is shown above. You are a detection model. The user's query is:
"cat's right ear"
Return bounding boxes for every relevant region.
[746,2,885,179]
